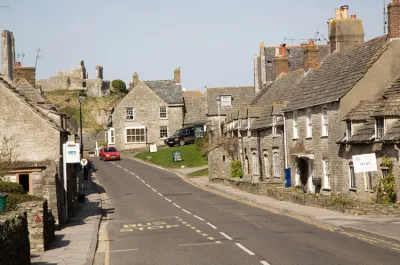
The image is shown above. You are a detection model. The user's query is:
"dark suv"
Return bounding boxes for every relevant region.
[165,127,196,147]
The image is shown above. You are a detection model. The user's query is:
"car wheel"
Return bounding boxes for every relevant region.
[179,140,185,146]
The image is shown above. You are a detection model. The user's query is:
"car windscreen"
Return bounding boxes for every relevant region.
[104,147,117,152]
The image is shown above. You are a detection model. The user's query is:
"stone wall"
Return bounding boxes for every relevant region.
[0,211,31,265]
[17,200,55,252]
[36,76,83,92]
[14,66,36,87]
[208,145,232,180]
[86,79,110,97]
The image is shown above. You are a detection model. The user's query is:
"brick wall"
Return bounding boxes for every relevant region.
[14,66,35,87]
[389,1,400,39]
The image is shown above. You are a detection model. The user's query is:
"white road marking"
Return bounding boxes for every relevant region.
[109,248,138,253]
[124,169,129,171]
[141,180,145,183]
[207,237,215,240]
[193,215,204,221]
[158,193,163,197]
[173,203,181,208]
[178,242,221,247]
[220,232,233,240]
[202,233,208,236]
[182,209,191,214]
[260,261,271,265]
[215,241,222,244]
[152,188,157,192]
[146,184,151,188]
[235,243,255,256]
[207,222,217,229]
[165,198,172,202]
[190,227,196,229]
[195,230,201,233]
[136,176,140,179]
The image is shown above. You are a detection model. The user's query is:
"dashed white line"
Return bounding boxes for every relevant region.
[235,243,255,256]
[158,193,163,197]
[190,227,196,230]
[215,241,222,244]
[260,261,271,265]
[165,198,172,202]
[202,233,208,236]
[207,222,217,230]
[124,169,129,171]
[146,184,151,188]
[195,230,201,233]
[141,180,145,183]
[136,176,140,179]
[207,237,215,240]
[182,209,191,214]
[152,188,157,192]
[220,232,233,240]
[193,215,204,221]
[173,203,181,209]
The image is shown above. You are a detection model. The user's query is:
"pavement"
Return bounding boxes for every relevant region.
[174,166,400,245]
[31,176,102,265]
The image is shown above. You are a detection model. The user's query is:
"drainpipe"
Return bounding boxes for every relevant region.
[283,114,288,168]
[257,130,263,181]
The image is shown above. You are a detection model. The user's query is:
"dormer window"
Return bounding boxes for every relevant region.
[375,118,385,139]
[346,121,352,139]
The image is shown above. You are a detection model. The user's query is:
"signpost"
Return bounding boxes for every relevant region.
[172,150,183,162]
[66,142,80,164]
[352,153,378,196]
[80,158,88,166]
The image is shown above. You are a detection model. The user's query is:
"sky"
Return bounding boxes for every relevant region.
[0,0,385,91]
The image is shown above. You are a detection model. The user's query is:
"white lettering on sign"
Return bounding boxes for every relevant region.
[352,153,378,174]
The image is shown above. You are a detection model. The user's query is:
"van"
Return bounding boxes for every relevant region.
[164,126,196,147]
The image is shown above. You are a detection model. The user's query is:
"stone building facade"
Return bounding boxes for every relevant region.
[107,69,184,150]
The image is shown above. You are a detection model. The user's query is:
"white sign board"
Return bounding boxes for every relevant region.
[220,96,232,107]
[150,143,158,153]
[80,158,88,166]
[65,142,80,164]
[352,153,378,174]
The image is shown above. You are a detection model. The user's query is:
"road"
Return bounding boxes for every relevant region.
[93,158,400,265]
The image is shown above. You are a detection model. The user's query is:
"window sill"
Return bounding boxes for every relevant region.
[292,138,299,141]
[349,187,357,191]
[321,135,328,138]
[273,176,281,179]
[306,137,312,140]
[365,189,375,193]
[159,118,168,120]
[126,119,135,122]
[322,187,331,191]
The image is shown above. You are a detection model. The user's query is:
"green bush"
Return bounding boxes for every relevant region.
[231,160,243,178]
[111,79,127,93]
[375,157,397,204]
[6,193,42,211]
[0,181,24,194]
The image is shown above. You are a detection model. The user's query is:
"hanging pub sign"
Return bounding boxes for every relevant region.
[172,150,183,162]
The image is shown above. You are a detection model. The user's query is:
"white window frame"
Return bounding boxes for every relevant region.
[247,117,251,137]
[322,106,328,136]
[346,120,352,139]
[323,159,330,190]
[126,107,134,121]
[159,126,168,139]
[108,128,115,144]
[349,162,356,189]
[364,172,373,191]
[264,153,270,178]
[273,152,280,177]
[252,152,259,176]
[159,106,168,119]
[292,111,299,139]
[306,108,312,138]
[126,126,146,143]
[272,116,277,136]
[375,117,385,139]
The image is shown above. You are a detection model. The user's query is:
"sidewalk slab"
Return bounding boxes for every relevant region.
[31,178,102,265]
[188,176,400,244]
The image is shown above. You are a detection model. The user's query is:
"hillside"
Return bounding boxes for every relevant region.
[43,90,125,133]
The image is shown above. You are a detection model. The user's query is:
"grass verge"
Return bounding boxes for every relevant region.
[187,168,208,177]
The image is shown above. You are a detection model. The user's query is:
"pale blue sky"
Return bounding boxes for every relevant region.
[0,0,384,91]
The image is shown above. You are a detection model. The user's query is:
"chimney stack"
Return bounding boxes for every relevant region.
[13,65,36,88]
[328,5,364,53]
[1,30,15,81]
[275,44,288,77]
[303,39,320,70]
[388,0,400,39]
[174,68,181,84]
[133,72,139,87]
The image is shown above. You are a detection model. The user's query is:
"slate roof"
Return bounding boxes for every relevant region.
[346,119,375,143]
[372,96,400,117]
[205,86,255,116]
[15,79,45,103]
[184,96,206,125]
[284,35,389,112]
[264,44,329,82]
[252,70,305,130]
[342,101,381,121]
[144,80,183,104]
[183,90,203,100]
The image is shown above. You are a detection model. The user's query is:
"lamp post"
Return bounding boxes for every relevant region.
[217,97,221,137]
[78,89,86,203]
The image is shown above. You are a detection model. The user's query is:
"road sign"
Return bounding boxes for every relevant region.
[352,153,377,174]
[80,158,88,166]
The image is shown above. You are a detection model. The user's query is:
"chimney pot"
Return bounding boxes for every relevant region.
[335,8,341,19]
[394,0,399,3]
[260,41,265,48]
[308,39,315,46]
[351,12,356,19]
[280,44,287,57]
[275,47,280,57]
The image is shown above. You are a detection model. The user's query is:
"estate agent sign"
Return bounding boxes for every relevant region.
[352,153,378,174]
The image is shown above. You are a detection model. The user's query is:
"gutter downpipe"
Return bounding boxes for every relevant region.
[257,130,263,182]
[283,114,288,168]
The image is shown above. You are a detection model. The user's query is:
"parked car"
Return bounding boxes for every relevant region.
[165,126,196,147]
[99,146,121,161]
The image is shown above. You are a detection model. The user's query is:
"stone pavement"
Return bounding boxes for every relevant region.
[182,175,400,244]
[31,178,102,265]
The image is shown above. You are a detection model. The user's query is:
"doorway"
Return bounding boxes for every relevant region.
[18,174,30,193]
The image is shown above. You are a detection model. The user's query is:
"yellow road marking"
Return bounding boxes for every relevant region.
[109,248,138,253]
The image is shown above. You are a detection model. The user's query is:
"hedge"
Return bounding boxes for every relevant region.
[0,181,24,194]
[6,194,42,212]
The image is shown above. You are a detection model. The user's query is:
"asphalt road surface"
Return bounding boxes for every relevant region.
[93,158,400,265]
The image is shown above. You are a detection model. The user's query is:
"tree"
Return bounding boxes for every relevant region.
[0,135,19,180]
[111,79,127,93]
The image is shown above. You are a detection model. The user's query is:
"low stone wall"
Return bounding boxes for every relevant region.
[0,211,31,265]
[211,177,400,216]
[17,199,55,252]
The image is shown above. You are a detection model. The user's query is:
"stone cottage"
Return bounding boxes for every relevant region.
[282,3,400,198]
[106,69,184,150]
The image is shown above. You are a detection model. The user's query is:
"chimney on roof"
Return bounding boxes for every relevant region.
[133,72,139,87]
[388,0,400,39]
[254,54,261,95]
[328,5,364,53]
[13,65,36,88]
[1,30,15,81]
[260,41,267,87]
[303,39,320,70]
[174,68,181,84]
[275,44,289,77]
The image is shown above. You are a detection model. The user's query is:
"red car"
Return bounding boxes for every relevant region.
[99,147,121,161]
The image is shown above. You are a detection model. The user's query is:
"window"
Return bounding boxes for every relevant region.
[126,108,134,120]
[223,155,225,162]
[322,107,328,136]
[108,128,115,144]
[272,116,277,136]
[160,126,168,139]
[245,156,250,174]
[375,118,384,139]
[345,121,352,139]
[220,95,232,107]
[306,108,312,138]
[381,166,389,179]
[252,152,259,175]
[264,154,270,178]
[104,147,117,152]
[159,107,168,119]
[349,162,356,189]
[126,127,145,143]
[323,159,330,189]
[364,172,373,191]
[293,111,298,139]
[273,152,280,177]
[238,119,242,128]
[247,118,251,137]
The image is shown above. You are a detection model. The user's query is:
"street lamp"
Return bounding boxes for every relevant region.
[78,89,86,203]
[217,97,221,137]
